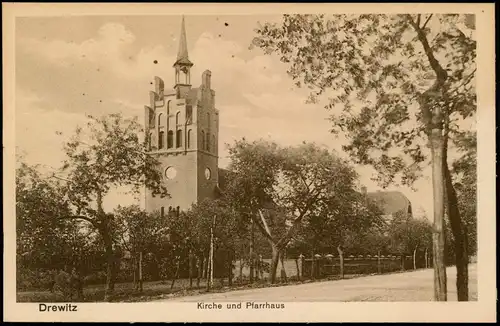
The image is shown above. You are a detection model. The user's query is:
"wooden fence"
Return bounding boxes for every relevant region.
[300,252,433,279]
[233,252,433,282]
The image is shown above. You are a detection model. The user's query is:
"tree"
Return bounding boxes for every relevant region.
[389,217,433,268]
[291,189,385,255]
[114,205,169,290]
[183,198,244,287]
[451,131,477,257]
[54,113,168,301]
[252,14,476,300]
[16,162,82,290]
[225,139,361,283]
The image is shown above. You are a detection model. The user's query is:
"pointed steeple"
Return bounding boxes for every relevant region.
[174,16,193,67]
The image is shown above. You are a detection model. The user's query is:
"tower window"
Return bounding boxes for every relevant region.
[207,113,210,129]
[176,129,182,148]
[187,129,192,149]
[186,106,193,124]
[158,113,163,128]
[212,135,216,153]
[176,111,180,126]
[201,130,205,150]
[206,132,210,152]
[166,101,171,128]
[167,130,174,149]
[158,131,165,149]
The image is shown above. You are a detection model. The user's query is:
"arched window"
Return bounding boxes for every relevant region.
[158,113,163,128]
[158,131,164,149]
[176,129,182,148]
[187,129,192,149]
[207,113,210,129]
[212,135,216,152]
[201,130,205,150]
[167,130,173,149]
[166,101,171,129]
[176,111,180,126]
[206,132,210,151]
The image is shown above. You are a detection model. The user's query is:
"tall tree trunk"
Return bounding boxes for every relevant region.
[280,253,288,283]
[444,158,469,301]
[409,12,449,302]
[429,129,448,301]
[203,254,208,279]
[249,219,255,283]
[413,248,417,270]
[170,258,180,290]
[102,232,115,302]
[96,190,116,302]
[269,243,280,284]
[295,258,301,280]
[196,255,201,288]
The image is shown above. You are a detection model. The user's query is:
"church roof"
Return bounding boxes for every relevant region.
[366,191,412,216]
[173,16,193,67]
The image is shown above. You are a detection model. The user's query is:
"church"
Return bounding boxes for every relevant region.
[142,17,415,222]
[144,17,222,215]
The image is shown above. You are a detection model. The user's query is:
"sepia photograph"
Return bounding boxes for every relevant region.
[3,2,496,323]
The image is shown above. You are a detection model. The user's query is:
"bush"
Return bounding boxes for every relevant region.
[83,271,107,285]
[17,268,58,291]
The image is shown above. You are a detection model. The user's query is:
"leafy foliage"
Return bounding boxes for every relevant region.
[252,14,476,188]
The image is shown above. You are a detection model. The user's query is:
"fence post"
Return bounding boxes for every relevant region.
[310,251,315,279]
[337,246,344,279]
[299,254,305,280]
[377,251,381,274]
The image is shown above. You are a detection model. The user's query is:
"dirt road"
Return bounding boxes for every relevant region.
[161,264,477,302]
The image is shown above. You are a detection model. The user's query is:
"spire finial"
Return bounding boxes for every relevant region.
[176,16,190,63]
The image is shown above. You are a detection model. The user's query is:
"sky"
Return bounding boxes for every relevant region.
[15,14,438,218]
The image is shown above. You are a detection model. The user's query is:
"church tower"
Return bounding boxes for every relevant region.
[144,17,220,215]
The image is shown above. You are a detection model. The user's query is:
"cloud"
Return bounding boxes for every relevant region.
[16,89,89,169]
[19,23,135,66]
[15,20,439,218]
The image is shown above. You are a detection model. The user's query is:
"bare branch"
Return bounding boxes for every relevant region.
[422,14,433,30]
[251,211,275,244]
[258,209,272,237]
